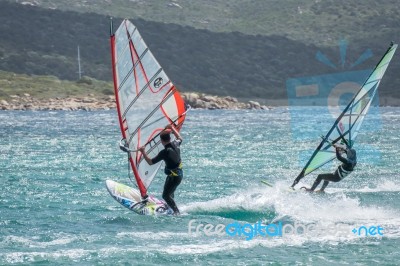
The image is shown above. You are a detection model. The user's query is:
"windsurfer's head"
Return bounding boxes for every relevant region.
[345,148,357,162]
[160,130,171,144]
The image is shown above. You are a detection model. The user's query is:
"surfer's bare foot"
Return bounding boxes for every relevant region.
[315,190,325,193]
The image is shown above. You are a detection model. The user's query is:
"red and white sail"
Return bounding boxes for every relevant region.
[110,19,187,197]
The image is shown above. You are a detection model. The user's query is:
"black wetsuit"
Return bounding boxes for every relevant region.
[151,140,183,214]
[310,148,357,191]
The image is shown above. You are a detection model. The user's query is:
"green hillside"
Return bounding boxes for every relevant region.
[0,1,399,102]
[9,0,400,47]
[0,71,112,100]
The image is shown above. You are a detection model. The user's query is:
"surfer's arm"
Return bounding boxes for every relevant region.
[335,147,349,164]
[139,146,154,165]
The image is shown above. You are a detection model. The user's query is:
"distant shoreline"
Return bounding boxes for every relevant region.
[1,93,399,111]
[245,96,400,108]
[0,92,272,111]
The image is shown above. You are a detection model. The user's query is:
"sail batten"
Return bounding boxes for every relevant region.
[291,43,397,187]
[121,68,164,118]
[111,19,187,197]
[127,88,177,143]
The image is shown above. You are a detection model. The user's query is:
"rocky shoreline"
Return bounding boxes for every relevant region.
[0,94,115,111]
[182,93,270,110]
[0,92,271,111]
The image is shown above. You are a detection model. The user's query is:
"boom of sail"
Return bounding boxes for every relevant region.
[110,19,187,197]
[291,43,398,188]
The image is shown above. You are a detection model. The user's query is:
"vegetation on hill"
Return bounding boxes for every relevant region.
[0,71,112,100]
[0,1,399,102]
[9,0,400,47]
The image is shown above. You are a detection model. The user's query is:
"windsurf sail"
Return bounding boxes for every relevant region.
[110,19,188,197]
[291,42,397,188]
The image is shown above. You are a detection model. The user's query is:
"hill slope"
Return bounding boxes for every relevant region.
[8,0,400,47]
[0,1,399,102]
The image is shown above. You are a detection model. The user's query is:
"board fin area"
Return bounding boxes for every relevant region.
[106,180,173,216]
[261,180,328,195]
[260,179,296,193]
[299,187,326,194]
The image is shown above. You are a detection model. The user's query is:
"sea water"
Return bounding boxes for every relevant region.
[1,108,399,265]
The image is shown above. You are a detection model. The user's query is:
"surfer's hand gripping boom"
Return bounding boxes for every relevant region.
[321,135,347,150]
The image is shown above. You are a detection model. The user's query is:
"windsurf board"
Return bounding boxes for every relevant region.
[106,179,174,216]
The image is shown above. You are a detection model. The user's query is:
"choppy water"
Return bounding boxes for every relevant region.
[1,108,399,265]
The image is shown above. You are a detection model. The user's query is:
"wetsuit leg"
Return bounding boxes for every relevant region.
[311,172,341,191]
[162,171,183,214]
[320,180,330,191]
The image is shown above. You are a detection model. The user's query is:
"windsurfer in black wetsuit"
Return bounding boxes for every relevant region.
[139,124,183,215]
[302,146,357,192]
